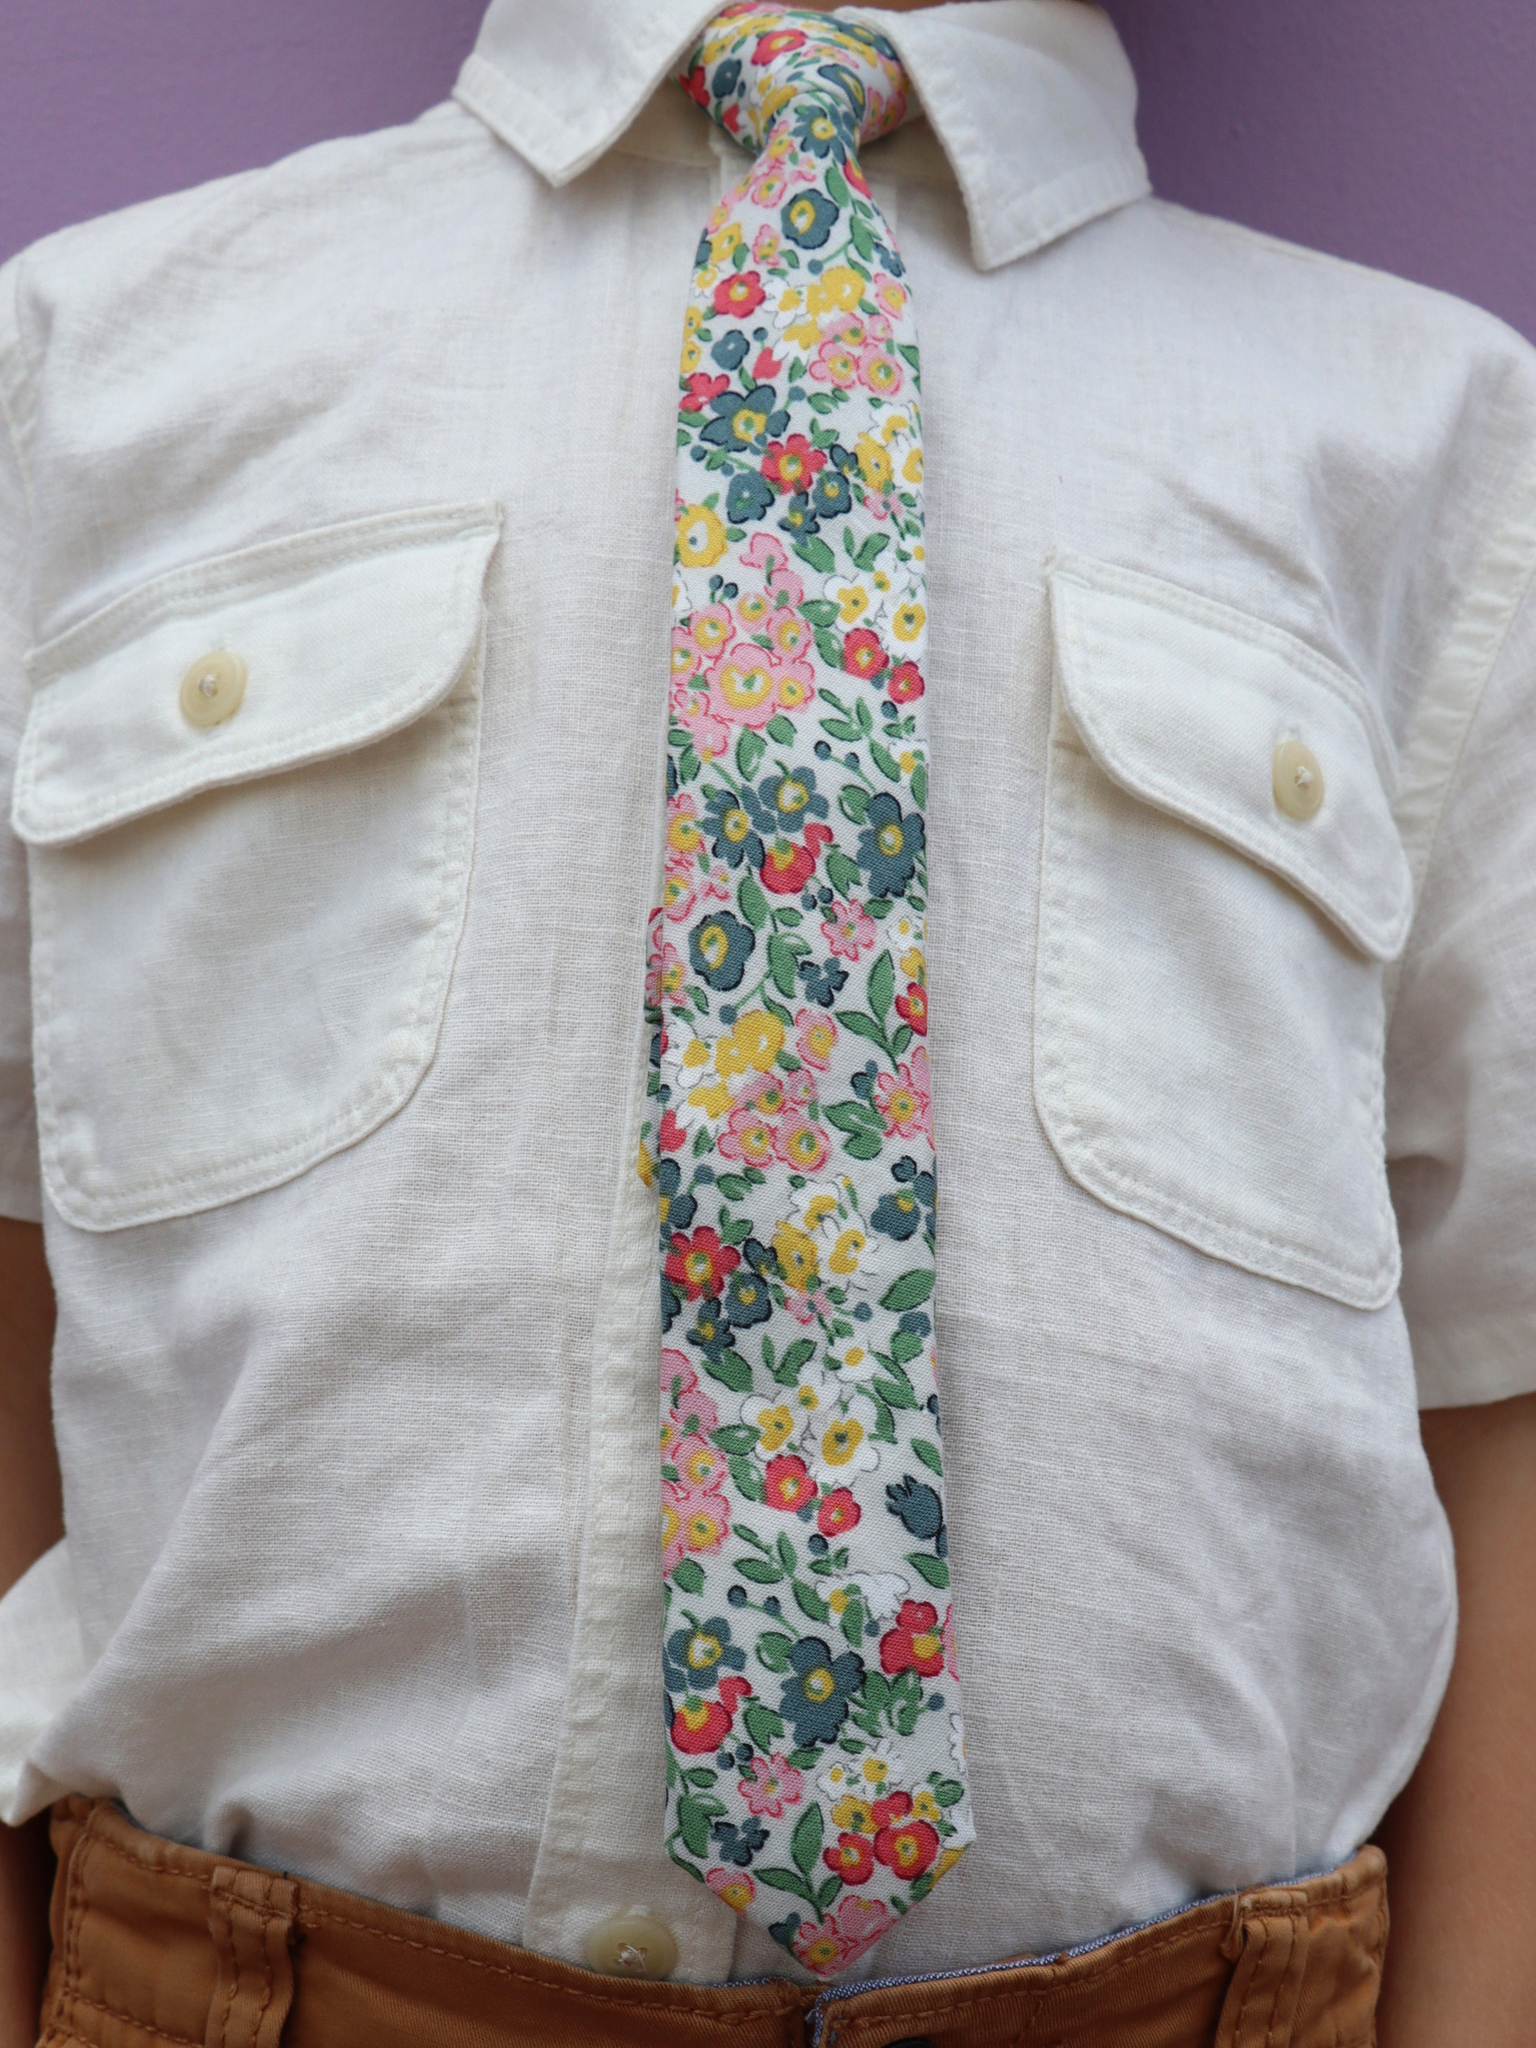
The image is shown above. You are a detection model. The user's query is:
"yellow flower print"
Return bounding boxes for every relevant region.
[637,1137,656,1188]
[911,1789,944,1825]
[828,1226,870,1277]
[891,599,926,643]
[831,1794,875,1834]
[900,946,926,983]
[808,265,865,320]
[676,503,728,569]
[855,433,893,493]
[681,336,702,374]
[710,222,744,264]
[772,1221,820,1293]
[717,1010,786,1079]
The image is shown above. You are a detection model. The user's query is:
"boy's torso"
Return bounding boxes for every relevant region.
[1,2,1533,1986]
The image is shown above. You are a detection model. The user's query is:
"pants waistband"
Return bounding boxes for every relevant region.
[38,1797,1388,2048]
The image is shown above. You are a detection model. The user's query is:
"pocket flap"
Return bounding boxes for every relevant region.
[1048,554,1412,962]
[12,503,503,847]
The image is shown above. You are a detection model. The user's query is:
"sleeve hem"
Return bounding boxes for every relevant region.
[0,1540,88,1827]
[1411,1317,1536,1410]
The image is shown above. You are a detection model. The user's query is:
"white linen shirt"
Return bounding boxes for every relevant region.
[1,0,1535,1990]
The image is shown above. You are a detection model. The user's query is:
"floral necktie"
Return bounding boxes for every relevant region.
[643,4,974,1978]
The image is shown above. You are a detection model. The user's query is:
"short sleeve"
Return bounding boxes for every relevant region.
[0,259,40,1224]
[1387,553,1536,1409]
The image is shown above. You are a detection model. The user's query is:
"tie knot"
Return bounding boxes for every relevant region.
[683,7,910,162]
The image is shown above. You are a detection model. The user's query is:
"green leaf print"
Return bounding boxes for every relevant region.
[906,1551,950,1589]
[677,1797,713,1858]
[792,1802,825,1878]
[703,1350,754,1393]
[737,874,769,930]
[768,934,800,998]
[672,1558,706,1595]
[867,951,895,1020]
[745,1702,787,1750]
[755,1633,795,1673]
[912,1438,944,1478]
[880,1269,935,1313]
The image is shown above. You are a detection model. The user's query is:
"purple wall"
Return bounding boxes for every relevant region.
[0,1,1533,343]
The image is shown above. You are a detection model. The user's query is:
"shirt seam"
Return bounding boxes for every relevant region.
[1383,445,1536,1026]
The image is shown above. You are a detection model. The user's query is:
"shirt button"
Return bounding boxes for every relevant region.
[1272,738,1324,820]
[179,650,247,728]
[583,1912,679,1981]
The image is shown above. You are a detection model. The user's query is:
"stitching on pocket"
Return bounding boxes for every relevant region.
[27,503,501,678]
[1033,719,1399,1308]
[29,631,485,1231]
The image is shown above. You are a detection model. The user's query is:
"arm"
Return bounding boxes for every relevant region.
[1374,1390,1536,2047]
[0,1217,60,2048]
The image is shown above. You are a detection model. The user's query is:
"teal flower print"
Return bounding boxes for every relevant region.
[781,187,840,249]
[780,1636,866,1746]
[857,793,924,897]
[663,1616,747,1694]
[704,788,764,870]
[690,909,755,989]
[757,767,830,829]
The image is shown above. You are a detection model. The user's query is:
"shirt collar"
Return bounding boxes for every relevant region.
[453,1,1149,272]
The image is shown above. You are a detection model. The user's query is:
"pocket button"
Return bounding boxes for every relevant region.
[1273,738,1324,820]
[583,1912,679,1980]
[179,650,247,728]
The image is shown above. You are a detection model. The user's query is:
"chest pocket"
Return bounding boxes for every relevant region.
[1034,554,1412,1310]
[11,502,502,1231]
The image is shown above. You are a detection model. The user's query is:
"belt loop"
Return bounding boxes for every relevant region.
[1213,1892,1311,2048]
[205,1865,300,2048]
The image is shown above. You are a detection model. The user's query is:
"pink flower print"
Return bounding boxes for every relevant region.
[661,1351,718,1458]
[795,1008,839,1071]
[689,706,733,762]
[705,1867,757,1913]
[661,1347,699,1406]
[872,271,908,319]
[707,639,782,729]
[862,491,892,523]
[768,611,811,661]
[646,927,687,1009]
[751,224,781,265]
[741,532,805,605]
[774,1115,829,1175]
[822,897,877,962]
[670,627,702,686]
[769,655,817,720]
[662,1477,730,1576]
[858,347,904,399]
[874,1045,932,1140]
[783,1067,818,1110]
[748,163,789,209]
[735,587,772,633]
[661,870,697,923]
[739,1753,805,1820]
[697,859,734,906]
[785,1286,832,1328]
[793,1895,896,1977]
[665,794,705,871]
[675,1436,729,1494]
[826,309,892,351]
[719,1100,778,1170]
[689,603,735,661]
[810,334,861,389]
